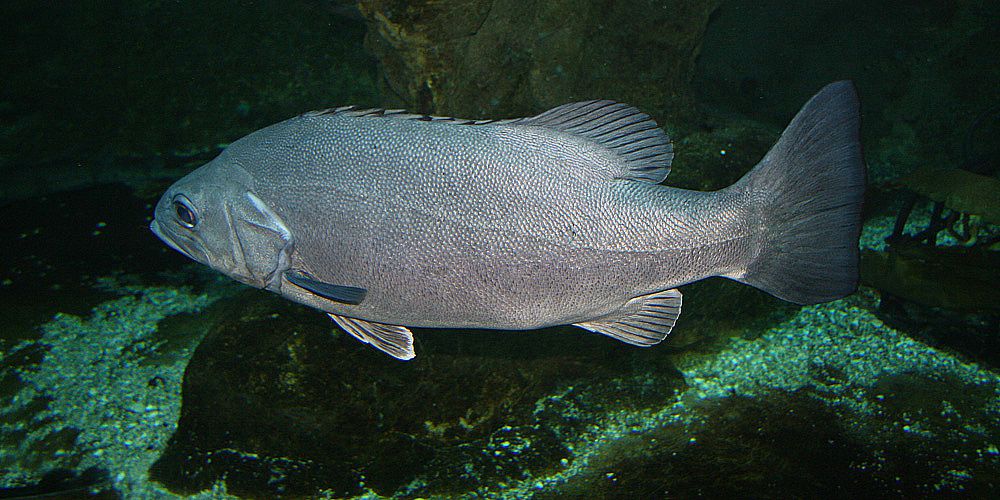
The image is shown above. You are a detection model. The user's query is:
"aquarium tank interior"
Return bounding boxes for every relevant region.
[1,0,999,498]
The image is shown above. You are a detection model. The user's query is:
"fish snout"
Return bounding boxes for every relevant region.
[150,219,177,251]
[149,217,201,264]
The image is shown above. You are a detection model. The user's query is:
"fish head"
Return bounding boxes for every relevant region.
[150,158,293,291]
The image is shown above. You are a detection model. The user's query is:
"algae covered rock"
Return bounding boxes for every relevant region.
[150,292,685,497]
[357,0,720,123]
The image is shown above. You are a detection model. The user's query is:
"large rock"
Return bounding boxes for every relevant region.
[149,292,685,497]
[357,0,720,123]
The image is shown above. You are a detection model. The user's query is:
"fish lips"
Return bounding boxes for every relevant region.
[150,219,183,254]
[150,218,207,266]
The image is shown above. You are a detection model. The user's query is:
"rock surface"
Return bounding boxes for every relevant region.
[358,0,720,124]
[150,292,684,497]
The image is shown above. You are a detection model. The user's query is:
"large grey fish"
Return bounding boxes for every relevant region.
[151,81,865,360]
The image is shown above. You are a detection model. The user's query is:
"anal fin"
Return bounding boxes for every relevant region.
[574,289,682,346]
[328,314,415,360]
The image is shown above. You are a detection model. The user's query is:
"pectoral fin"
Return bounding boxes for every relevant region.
[284,270,367,305]
[574,289,682,346]
[328,314,415,360]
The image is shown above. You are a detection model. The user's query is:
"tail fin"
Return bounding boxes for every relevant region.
[732,81,866,304]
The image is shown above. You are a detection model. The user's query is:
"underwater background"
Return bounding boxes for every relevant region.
[1,0,999,498]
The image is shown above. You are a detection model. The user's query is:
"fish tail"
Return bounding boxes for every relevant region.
[729,81,866,304]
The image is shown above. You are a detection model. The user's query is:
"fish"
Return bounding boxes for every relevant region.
[150,81,865,360]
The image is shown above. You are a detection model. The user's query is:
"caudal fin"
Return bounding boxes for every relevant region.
[732,81,866,304]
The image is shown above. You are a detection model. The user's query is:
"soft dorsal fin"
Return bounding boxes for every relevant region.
[574,288,682,346]
[302,101,673,183]
[519,100,673,183]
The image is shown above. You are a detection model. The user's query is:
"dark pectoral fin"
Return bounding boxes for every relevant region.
[574,289,682,346]
[328,314,415,360]
[285,270,367,305]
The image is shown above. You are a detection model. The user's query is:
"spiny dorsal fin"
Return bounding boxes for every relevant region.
[303,101,673,183]
[574,288,682,346]
[519,100,673,183]
[302,106,521,126]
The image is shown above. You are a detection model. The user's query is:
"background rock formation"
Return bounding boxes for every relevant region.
[357,0,720,123]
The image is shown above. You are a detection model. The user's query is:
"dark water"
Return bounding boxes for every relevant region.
[1,1,998,498]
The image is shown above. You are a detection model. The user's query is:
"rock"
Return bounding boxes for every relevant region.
[357,0,720,124]
[895,167,1000,225]
[149,292,685,497]
[861,246,1000,312]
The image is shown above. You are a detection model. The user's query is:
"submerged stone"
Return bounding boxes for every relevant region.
[357,0,719,125]
[861,245,1000,312]
[896,167,1000,225]
[150,292,685,497]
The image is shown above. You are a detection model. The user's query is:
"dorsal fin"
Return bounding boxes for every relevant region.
[302,101,673,183]
[519,100,673,183]
[301,106,521,126]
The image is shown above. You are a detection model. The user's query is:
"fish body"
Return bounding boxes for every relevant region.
[152,81,865,359]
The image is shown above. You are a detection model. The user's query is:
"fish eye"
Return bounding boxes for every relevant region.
[172,195,198,228]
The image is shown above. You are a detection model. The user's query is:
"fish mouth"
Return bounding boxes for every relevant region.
[150,218,206,264]
[150,219,184,254]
